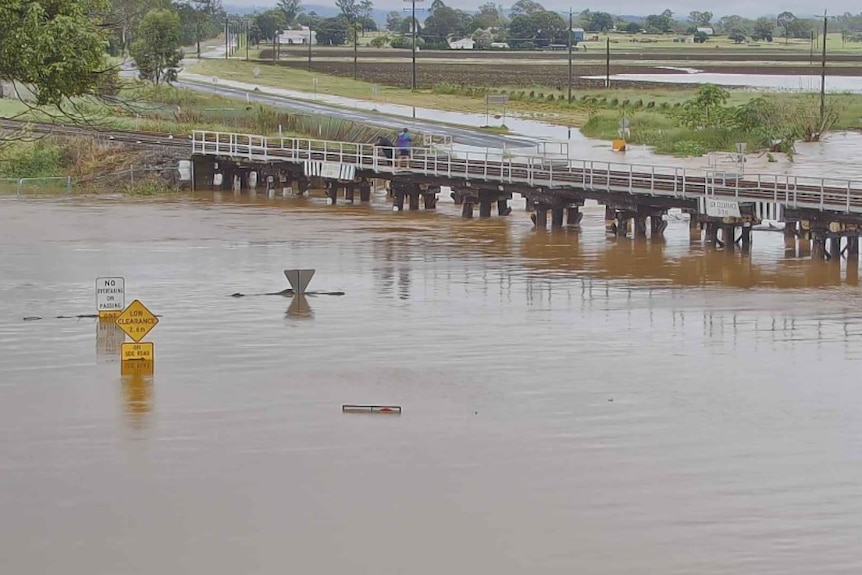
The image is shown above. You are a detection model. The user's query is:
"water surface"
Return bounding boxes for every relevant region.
[1,193,861,574]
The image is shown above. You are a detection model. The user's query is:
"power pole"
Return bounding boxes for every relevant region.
[412,0,417,90]
[225,17,229,59]
[606,37,610,88]
[820,12,828,124]
[354,18,358,80]
[308,27,313,71]
[567,8,573,103]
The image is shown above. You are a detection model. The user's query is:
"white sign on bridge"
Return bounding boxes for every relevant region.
[702,198,741,218]
[96,277,125,318]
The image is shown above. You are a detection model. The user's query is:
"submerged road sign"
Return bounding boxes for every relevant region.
[116,300,159,343]
[96,277,125,319]
[122,342,154,362]
[284,269,315,295]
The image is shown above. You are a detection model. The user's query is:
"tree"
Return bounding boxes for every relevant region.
[624,21,641,34]
[369,34,388,47]
[130,9,183,84]
[423,6,472,46]
[586,12,614,32]
[0,0,112,107]
[679,84,729,128]
[473,28,493,49]
[688,11,712,27]
[386,11,403,31]
[296,11,321,29]
[317,16,349,45]
[508,14,536,47]
[177,0,223,58]
[473,2,503,30]
[716,15,751,35]
[752,17,774,41]
[693,30,708,43]
[530,10,566,46]
[277,0,302,25]
[777,11,795,44]
[335,0,358,21]
[645,10,674,34]
[510,0,544,17]
[106,0,170,56]
[728,30,746,43]
[358,0,373,34]
[255,9,287,43]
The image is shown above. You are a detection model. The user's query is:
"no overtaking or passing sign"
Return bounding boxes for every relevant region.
[96,277,125,318]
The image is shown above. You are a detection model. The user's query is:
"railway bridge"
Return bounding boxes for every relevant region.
[191,130,862,260]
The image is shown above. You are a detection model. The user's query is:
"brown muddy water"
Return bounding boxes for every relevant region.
[1,191,862,575]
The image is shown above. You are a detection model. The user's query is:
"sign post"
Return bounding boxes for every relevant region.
[96,277,125,320]
[484,94,509,127]
[116,299,159,375]
[284,269,315,294]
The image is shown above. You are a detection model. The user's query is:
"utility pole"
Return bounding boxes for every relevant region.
[225,17,229,59]
[354,17,358,80]
[308,27,313,71]
[820,12,828,124]
[567,8,573,103]
[412,0,417,90]
[245,19,249,61]
[606,37,610,88]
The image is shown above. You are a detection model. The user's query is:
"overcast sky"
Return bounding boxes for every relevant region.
[230,1,845,18]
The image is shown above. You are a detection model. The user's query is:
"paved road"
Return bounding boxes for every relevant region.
[174,78,538,150]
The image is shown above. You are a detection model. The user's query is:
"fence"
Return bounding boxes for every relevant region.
[1,166,184,198]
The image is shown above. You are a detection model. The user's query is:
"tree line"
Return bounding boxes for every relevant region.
[249,0,862,49]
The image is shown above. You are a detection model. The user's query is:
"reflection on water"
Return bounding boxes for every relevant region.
[2,195,862,575]
[96,319,125,361]
[286,294,314,319]
[121,371,154,430]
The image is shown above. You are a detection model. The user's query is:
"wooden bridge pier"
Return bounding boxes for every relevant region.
[566,205,584,226]
[602,206,667,239]
[391,180,439,211]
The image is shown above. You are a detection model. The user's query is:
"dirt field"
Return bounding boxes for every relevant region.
[270,59,860,91]
[267,46,862,64]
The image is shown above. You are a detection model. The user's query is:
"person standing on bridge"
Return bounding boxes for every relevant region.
[395,128,412,169]
[376,135,394,166]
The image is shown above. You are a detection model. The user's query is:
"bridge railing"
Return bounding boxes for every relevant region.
[191,131,862,214]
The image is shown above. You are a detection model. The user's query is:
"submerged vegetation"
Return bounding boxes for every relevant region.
[581,84,843,157]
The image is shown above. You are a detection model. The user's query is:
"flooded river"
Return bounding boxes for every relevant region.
[2,192,862,574]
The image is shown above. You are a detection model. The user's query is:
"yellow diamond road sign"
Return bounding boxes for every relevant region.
[116,300,159,343]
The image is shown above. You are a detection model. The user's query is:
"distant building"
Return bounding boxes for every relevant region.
[572,28,585,42]
[696,27,714,36]
[449,38,475,50]
[489,42,510,49]
[276,26,316,45]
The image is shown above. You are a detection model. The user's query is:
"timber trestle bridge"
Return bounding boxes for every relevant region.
[191,130,862,260]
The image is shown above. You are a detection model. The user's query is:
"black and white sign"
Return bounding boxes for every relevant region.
[96,277,125,312]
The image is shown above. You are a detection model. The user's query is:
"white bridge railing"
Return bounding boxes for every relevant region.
[191,130,862,215]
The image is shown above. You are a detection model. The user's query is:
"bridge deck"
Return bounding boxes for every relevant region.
[191,131,862,216]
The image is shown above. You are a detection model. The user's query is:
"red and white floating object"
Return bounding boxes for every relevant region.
[342,405,402,415]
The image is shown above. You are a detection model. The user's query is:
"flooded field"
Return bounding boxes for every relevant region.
[2,192,862,574]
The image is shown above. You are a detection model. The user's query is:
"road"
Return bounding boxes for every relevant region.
[125,50,539,150]
[175,78,538,150]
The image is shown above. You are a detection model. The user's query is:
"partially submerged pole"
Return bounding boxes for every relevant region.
[567,8,573,103]
[820,12,828,125]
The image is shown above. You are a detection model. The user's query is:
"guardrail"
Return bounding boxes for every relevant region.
[0,176,72,198]
[1,167,182,198]
[191,130,862,215]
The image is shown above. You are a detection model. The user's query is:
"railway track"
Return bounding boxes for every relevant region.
[0,119,189,149]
